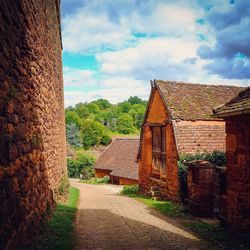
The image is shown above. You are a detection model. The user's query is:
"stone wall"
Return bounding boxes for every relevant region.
[187,161,214,217]
[225,114,250,230]
[95,169,112,178]
[139,88,180,201]
[0,0,66,248]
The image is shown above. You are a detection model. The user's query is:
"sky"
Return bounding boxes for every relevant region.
[61,0,250,107]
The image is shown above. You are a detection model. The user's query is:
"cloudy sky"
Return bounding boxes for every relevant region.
[61,0,250,107]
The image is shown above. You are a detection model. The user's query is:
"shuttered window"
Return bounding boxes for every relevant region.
[152,126,166,175]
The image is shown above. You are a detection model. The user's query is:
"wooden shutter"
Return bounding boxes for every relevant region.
[161,127,166,175]
[152,127,161,172]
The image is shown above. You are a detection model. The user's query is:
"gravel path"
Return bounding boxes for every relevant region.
[71,181,219,250]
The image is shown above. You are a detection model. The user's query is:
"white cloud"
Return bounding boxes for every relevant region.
[63,66,96,87]
[62,1,203,54]
[62,0,249,108]
[64,76,150,107]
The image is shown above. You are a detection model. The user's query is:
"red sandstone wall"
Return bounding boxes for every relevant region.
[0,0,66,248]
[225,114,250,230]
[118,177,138,185]
[175,120,226,154]
[95,169,111,178]
[139,88,179,201]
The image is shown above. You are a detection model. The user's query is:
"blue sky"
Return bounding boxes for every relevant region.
[61,0,250,107]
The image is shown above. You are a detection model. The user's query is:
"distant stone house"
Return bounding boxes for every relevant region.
[213,86,250,230]
[137,80,243,201]
[94,138,139,185]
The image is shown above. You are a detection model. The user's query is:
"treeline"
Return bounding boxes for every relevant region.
[65,96,147,149]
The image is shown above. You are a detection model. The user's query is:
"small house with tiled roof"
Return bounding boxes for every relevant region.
[94,138,139,185]
[138,80,243,201]
[213,86,250,230]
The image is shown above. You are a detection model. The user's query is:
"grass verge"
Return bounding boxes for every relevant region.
[29,187,80,250]
[124,192,250,249]
[184,221,250,250]
[80,176,109,184]
[124,194,185,217]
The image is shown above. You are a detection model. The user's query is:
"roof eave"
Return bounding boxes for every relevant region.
[213,108,250,118]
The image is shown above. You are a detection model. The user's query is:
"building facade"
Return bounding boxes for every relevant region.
[138,80,242,201]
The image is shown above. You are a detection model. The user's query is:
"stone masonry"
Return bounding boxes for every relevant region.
[0,0,66,248]
[225,114,250,230]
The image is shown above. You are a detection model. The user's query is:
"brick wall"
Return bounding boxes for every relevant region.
[225,114,250,230]
[0,0,66,248]
[175,120,226,155]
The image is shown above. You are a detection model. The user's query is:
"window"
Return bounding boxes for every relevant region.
[152,126,166,175]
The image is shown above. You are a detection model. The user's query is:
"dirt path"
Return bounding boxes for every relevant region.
[71,181,219,250]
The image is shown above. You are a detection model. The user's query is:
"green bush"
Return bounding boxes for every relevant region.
[121,185,140,195]
[178,151,226,201]
[67,153,95,178]
[95,175,110,183]
[101,134,111,145]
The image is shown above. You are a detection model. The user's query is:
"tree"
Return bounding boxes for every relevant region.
[117,101,131,113]
[128,96,144,105]
[87,103,100,114]
[75,102,89,119]
[117,114,135,134]
[65,110,81,127]
[81,119,109,149]
[66,123,82,147]
[129,104,146,129]
[91,99,111,110]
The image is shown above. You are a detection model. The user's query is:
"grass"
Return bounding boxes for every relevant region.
[80,176,109,184]
[124,192,250,249]
[28,187,80,250]
[184,221,250,250]
[124,193,185,217]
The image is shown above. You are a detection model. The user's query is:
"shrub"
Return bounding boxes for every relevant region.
[178,151,226,201]
[67,153,95,178]
[95,175,110,183]
[101,134,111,145]
[121,185,140,195]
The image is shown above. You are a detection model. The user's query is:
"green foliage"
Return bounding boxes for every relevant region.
[121,185,140,195]
[65,110,81,127]
[124,193,185,217]
[75,102,89,119]
[128,96,146,105]
[66,123,82,147]
[81,119,109,149]
[87,103,100,114]
[67,153,95,178]
[101,134,112,145]
[178,151,226,201]
[27,187,80,250]
[95,175,110,183]
[117,101,131,113]
[80,176,110,184]
[117,114,135,134]
[57,173,70,197]
[64,96,147,149]
[91,98,112,110]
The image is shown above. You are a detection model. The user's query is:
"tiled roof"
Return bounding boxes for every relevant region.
[213,86,250,117]
[94,138,139,180]
[155,80,244,120]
